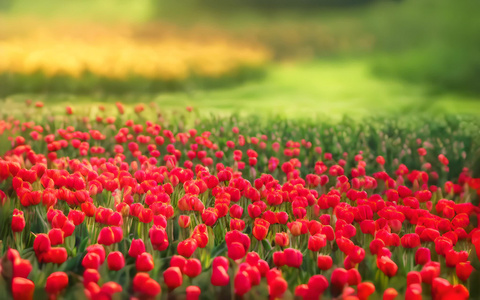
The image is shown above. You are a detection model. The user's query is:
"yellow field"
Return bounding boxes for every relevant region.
[0,19,270,81]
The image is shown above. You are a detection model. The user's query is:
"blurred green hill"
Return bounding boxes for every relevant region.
[1,0,480,99]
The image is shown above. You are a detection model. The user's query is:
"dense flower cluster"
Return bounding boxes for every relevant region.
[0,102,479,299]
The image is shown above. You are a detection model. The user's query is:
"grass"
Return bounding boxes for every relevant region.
[1,0,153,23]
[2,59,480,120]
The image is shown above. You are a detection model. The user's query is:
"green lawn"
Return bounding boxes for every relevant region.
[2,59,480,120]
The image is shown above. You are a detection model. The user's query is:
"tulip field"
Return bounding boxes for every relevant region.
[1,101,480,300]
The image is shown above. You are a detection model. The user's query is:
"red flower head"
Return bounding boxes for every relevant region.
[136,252,154,272]
[456,261,473,281]
[383,288,398,300]
[33,233,51,255]
[252,218,270,241]
[107,251,125,271]
[234,270,252,295]
[184,258,202,278]
[284,248,303,268]
[45,272,69,295]
[226,231,250,261]
[357,282,375,300]
[275,232,289,248]
[186,286,201,300]
[178,215,191,228]
[415,247,431,265]
[401,233,421,249]
[12,209,25,232]
[12,277,35,300]
[273,251,286,267]
[128,239,146,258]
[133,273,161,297]
[377,256,398,277]
[163,267,183,290]
[177,238,198,258]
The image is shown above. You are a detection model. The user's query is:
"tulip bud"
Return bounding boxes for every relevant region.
[415,247,431,265]
[12,209,25,232]
[177,238,198,258]
[184,258,202,278]
[456,261,473,281]
[82,252,101,270]
[275,232,289,247]
[211,266,230,286]
[12,277,35,300]
[178,215,191,228]
[234,270,251,295]
[136,253,154,272]
[133,273,161,297]
[83,269,100,286]
[186,286,201,300]
[357,282,375,300]
[45,272,69,295]
[107,251,125,271]
[163,267,183,290]
[128,239,146,258]
[48,228,64,246]
[317,255,333,271]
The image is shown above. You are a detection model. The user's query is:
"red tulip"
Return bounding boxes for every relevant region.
[228,242,246,261]
[252,218,269,241]
[33,233,51,255]
[107,251,125,271]
[308,233,327,252]
[42,247,68,265]
[211,266,230,286]
[184,258,202,278]
[48,228,64,246]
[136,252,154,272]
[12,257,32,278]
[347,268,362,286]
[405,284,422,300]
[377,256,398,277]
[12,209,25,232]
[275,232,289,247]
[383,288,398,300]
[234,270,251,295]
[163,267,183,290]
[178,215,191,228]
[331,268,348,296]
[357,282,375,300]
[83,269,100,286]
[45,272,69,295]
[415,247,431,265]
[317,255,333,270]
[407,271,422,286]
[268,276,288,298]
[307,275,329,296]
[82,252,101,270]
[128,239,146,258]
[186,286,201,300]
[420,262,440,285]
[97,227,115,246]
[273,251,286,267]
[133,273,161,297]
[284,248,302,268]
[170,255,187,270]
[434,236,453,256]
[177,238,198,258]
[401,233,421,248]
[86,245,105,264]
[456,261,473,281]
[12,277,35,300]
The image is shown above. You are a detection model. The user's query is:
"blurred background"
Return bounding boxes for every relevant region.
[1,0,479,118]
